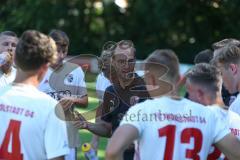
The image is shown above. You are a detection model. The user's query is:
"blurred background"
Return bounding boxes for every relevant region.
[1,0,240,63]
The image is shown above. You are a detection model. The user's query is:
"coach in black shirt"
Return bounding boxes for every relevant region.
[74,40,149,160]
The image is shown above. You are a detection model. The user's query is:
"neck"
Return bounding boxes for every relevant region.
[210,95,227,109]
[119,75,135,89]
[51,62,63,71]
[13,70,40,87]
[167,89,180,99]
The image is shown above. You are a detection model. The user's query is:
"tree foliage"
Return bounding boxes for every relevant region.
[0,0,240,63]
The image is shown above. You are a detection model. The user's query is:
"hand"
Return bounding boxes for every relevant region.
[130,96,140,106]
[0,52,12,71]
[73,120,89,130]
[58,98,87,121]
[59,97,74,111]
[0,52,8,66]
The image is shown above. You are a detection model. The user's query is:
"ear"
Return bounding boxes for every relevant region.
[196,88,204,102]
[146,72,156,86]
[37,63,48,81]
[229,63,238,75]
[40,63,48,72]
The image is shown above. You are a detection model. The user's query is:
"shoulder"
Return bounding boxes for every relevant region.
[230,94,240,113]
[34,89,58,104]
[96,73,108,81]
[68,63,84,75]
[105,85,115,92]
[127,98,162,113]
[231,94,240,106]
[229,110,240,121]
[96,73,105,82]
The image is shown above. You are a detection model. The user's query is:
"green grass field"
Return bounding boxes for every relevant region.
[77,96,108,160]
[76,73,108,160]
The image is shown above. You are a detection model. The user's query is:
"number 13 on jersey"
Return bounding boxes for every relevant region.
[159,125,203,160]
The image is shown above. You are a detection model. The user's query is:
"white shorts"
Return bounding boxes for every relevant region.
[65,148,76,160]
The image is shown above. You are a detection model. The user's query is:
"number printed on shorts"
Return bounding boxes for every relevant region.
[0,120,23,160]
[158,125,203,160]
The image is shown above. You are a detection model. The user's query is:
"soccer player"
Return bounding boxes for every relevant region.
[0,30,69,159]
[74,40,149,160]
[106,49,240,160]
[38,29,88,160]
[212,38,240,106]
[186,63,240,159]
[0,31,18,87]
[213,44,240,115]
[178,48,213,98]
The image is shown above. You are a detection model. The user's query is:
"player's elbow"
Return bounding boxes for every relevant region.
[105,146,120,160]
[105,131,112,138]
[81,96,88,108]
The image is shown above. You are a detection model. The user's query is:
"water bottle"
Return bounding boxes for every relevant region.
[81,143,98,160]
[0,53,8,65]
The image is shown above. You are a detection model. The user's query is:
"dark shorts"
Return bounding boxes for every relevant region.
[123,149,134,160]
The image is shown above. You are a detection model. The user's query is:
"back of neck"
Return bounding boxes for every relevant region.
[13,70,39,87]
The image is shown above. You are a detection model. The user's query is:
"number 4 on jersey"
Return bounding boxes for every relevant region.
[0,120,23,160]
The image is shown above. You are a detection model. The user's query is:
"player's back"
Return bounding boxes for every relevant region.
[0,83,69,160]
[122,96,229,160]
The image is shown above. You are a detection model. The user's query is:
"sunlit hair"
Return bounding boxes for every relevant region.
[145,49,179,83]
[186,63,222,98]
[15,30,57,71]
[212,44,240,67]
[212,38,240,50]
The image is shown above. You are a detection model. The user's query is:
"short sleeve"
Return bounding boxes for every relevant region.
[96,74,102,92]
[45,104,69,159]
[96,73,111,101]
[76,67,87,96]
[120,103,145,136]
[77,67,86,88]
[212,110,231,143]
[101,86,116,123]
[96,74,104,100]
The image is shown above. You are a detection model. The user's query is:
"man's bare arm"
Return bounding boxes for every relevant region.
[73,95,88,108]
[74,120,112,138]
[215,133,240,160]
[106,124,139,160]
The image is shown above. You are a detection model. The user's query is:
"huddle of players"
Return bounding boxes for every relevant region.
[1,29,240,160]
[0,29,89,160]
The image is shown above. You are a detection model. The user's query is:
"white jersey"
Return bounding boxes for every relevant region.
[120,97,230,160]
[0,67,16,88]
[95,73,111,101]
[38,63,87,148]
[209,106,240,139]
[208,106,240,159]
[38,63,87,100]
[0,84,69,160]
[229,93,240,116]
